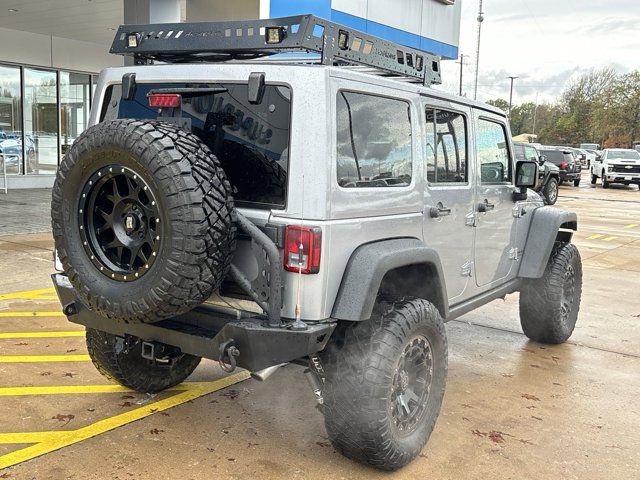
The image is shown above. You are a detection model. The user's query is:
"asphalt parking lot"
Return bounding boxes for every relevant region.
[1,178,639,479]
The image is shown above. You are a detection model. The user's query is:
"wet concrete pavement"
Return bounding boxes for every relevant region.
[1,179,639,479]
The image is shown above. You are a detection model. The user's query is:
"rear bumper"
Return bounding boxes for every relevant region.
[52,273,335,372]
[560,171,581,181]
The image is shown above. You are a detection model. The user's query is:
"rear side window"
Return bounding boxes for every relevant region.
[477,119,512,184]
[336,91,412,188]
[100,82,291,209]
[425,109,468,184]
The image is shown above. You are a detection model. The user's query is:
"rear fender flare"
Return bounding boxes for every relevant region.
[331,238,448,321]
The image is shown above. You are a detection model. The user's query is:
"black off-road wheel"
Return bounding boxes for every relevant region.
[519,242,582,344]
[51,120,236,323]
[543,177,559,205]
[320,299,447,471]
[86,328,200,393]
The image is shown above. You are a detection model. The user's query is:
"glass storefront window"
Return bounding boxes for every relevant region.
[60,72,91,157]
[0,65,23,175]
[23,68,58,175]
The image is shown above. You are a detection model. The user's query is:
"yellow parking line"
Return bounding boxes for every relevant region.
[587,234,604,240]
[0,311,64,317]
[0,354,91,363]
[0,381,235,397]
[624,223,638,229]
[0,287,57,301]
[0,331,84,339]
[0,371,249,469]
[603,236,618,242]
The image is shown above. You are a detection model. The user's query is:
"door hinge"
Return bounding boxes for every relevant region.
[512,205,528,218]
[465,212,477,227]
[508,247,520,260]
[460,260,474,277]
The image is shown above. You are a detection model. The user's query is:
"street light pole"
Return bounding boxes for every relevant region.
[456,54,466,96]
[507,75,518,116]
[473,0,484,100]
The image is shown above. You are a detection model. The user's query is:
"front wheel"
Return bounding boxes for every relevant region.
[543,177,559,205]
[86,328,201,393]
[519,242,582,344]
[602,172,610,188]
[591,172,598,185]
[320,299,447,471]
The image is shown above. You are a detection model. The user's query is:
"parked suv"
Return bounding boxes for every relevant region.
[513,141,561,204]
[539,147,582,186]
[50,16,582,471]
[590,148,640,188]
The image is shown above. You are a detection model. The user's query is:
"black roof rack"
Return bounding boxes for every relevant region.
[110,14,441,86]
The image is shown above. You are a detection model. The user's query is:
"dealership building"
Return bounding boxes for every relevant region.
[0,0,460,190]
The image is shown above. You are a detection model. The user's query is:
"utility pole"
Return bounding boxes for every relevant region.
[507,76,518,116]
[473,0,484,100]
[532,92,539,134]
[456,54,466,96]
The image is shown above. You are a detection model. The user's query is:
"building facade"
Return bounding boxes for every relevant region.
[0,0,460,190]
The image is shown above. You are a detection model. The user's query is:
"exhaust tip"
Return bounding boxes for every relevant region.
[250,363,287,382]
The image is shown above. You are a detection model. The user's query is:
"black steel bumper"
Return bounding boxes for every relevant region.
[52,274,335,372]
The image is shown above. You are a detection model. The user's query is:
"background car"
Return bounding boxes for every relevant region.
[514,141,561,204]
[0,131,36,174]
[539,147,582,187]
[590,148,640,189]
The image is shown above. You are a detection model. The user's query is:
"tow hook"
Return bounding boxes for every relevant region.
[219,340,240,373]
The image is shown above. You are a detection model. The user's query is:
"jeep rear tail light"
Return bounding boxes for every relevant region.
[284,225,321,274]
[148,93,181,108]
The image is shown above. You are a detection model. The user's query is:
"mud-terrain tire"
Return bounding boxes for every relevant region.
[86,328,200,393]
[519,242,582,344]
[51,120,236,323]
[543,177,559,205]
[320,298,447,471]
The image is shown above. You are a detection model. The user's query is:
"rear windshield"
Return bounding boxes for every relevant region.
[540,150,571,164]
[101,82,291,209]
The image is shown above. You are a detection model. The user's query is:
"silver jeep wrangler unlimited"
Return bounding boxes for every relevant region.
[51,15,582,471]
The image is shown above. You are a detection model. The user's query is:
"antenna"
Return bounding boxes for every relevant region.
[291,174,307,331]
[474,0,484,100]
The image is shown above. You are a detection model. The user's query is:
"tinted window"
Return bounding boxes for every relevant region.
[103,82,291,209]
[513,144,526,162]
[540,150,569,165]
[337,92,412,188]
[524,146,539,162]
[425,109,467,183]
[477,119,512,183]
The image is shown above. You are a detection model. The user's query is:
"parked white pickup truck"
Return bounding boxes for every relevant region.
[590,149,640,188]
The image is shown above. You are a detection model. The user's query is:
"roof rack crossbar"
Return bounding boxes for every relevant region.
[110,14,441,86]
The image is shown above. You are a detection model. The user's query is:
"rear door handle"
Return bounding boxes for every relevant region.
[478,200,495,213]
[429,203,452,218]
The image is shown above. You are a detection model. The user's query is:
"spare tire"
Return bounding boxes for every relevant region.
[52,120,236,323]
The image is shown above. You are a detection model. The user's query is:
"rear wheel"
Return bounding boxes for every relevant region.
[573,178,581,187]
[320,298,447,471]
[519,242,582,344]
[86,328,201,393]
[543,177,559,205]
[52,120,236,323]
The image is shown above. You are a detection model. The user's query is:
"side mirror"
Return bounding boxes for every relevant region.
[514,160,538,201]
[538,155,546,164]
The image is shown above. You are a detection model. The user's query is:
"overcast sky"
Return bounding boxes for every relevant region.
[436,0,640,104]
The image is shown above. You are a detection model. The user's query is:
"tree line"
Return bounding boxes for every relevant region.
[487,69,640,148]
